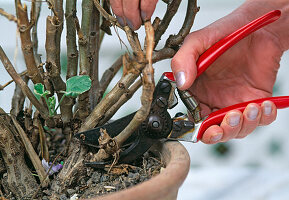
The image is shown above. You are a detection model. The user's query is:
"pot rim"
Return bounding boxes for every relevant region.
[90,141,190,200]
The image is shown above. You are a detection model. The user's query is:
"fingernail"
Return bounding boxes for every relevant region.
[176,71,185,88]
[247,105,259,120]
[125,18,135,30]
[211,133,223,142]
[227,113,240,127]
[263,101,272,115]
[141,11,147,21]
[116,16,125,27]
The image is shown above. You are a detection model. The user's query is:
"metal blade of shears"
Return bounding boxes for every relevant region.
[75,112,136,146]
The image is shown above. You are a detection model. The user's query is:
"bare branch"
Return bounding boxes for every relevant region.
[166,0,199,48]
[0,8,17,22]
[123,26,145,62]
[89,5,101,110]
[10,75,28,117]
[94,55,123,104]
[66,0,78,79]
[98,78,142,125]
[0,108,39,198]
[154,0,182,47]
[31,0,42,65]
[92,0,121,29]
[16,0,43,84]
[0,46,49,121]
[11,116,49,187]
[76,0,94,119]
[115,21,155,146]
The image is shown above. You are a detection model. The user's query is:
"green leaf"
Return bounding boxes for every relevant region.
[48,96,56,110]
[34,83,50,97]
[65,75,92,97]
[34,83,45,96]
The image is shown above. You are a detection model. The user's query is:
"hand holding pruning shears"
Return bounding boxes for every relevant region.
[111,0,289,144]
[171,3,289,144]
[76,10,289,165]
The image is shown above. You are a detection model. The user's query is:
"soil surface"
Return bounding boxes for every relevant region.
[42,152,164,200]
[0,117,164,200]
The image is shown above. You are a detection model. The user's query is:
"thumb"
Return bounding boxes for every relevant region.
[171,30,212,90]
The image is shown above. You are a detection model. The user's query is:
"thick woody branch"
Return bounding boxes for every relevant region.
[11,116,49,187]
[152,47,176,62]
[77,0,94,119]
[98,79,142,125]
[0,46,49,121]
[31,0,42,65]
[16,0,43,84]
[94,55,123,104]
[154,0,182,47]
[80,72,139,132]
[79,0,93,76]
[65,0,78,80]
[46,2,73,124]
[0,108,39,199]
[115,21,155,146]
[89,5,101,110]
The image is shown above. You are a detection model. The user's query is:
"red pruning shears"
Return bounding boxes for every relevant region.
[75,10,289,165]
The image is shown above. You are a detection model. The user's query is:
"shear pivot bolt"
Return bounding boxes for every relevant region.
[152,121,160,128]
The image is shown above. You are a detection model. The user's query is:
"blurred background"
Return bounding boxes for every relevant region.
[0,0,289,199]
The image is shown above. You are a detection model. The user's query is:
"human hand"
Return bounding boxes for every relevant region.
[171,3,288,144]
[110,0,158,30]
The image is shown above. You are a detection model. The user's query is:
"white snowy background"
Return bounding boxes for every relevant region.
[0,0,289,200]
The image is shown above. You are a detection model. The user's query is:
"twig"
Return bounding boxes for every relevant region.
[0,63,44,91]
[46,0,59,22]
[11,116,49,187]
[0,8,17,22]
[46,1,74,124]
[0,46,49,121]
[78,0,92,76]
[154,0,182,47]
[152,47,176,62]
[66,0,78,80]
[92,0,121,29]
[98,79,142,125]
[10,75,28,117]
[166,0,199,48]
[89,5,100,110]
[77,0,94,119]
[16,0,43,84]
[123,26,145,62]
[37,118,49,162]
[115,21,155,146]
[94,55,123,104]
[31,0,42,65]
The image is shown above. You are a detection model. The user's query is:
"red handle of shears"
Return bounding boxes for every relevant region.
[164,10,281,81]
[197,96,289,141]
[196,10,281,78]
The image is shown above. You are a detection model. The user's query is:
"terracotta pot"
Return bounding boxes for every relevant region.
[90,141,190,200]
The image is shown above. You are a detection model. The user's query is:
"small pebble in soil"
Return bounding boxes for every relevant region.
[91,171,101,183]
[67,188,76,196]
[59,194,68,200]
